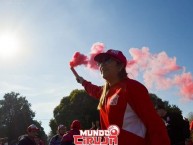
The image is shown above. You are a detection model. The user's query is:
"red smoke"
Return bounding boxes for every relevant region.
[69,43,193,100]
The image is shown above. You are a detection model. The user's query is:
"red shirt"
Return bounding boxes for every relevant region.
[82,77,170,145]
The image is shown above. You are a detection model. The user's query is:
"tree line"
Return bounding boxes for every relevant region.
[0,92,47,144]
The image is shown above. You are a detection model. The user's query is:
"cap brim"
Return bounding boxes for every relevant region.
[94,53,111,62]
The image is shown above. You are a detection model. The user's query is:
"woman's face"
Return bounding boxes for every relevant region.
[59,127,66,136]
[98,57,122,81]
[28,130,38,138]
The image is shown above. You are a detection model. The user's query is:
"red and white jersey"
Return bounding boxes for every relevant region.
[82,77,170,145]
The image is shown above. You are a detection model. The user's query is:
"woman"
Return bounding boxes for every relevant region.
[61,120,81,145]
[75,49,170,145]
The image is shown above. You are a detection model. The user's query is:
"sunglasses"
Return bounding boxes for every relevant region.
[97,57,121,66]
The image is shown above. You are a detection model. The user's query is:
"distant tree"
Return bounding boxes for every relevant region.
[48,118,57,139]
[149,93,182,115]
[49,89,99,134]
[0,92,47,144]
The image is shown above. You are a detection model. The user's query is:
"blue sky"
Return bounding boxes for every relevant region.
[0,0,193,134]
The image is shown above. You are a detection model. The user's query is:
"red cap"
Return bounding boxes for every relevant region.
[94,49,127,67]
[27,124,39,132]
[71,120,81,130]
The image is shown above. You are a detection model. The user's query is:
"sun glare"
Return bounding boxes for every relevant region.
[0,33,21,60]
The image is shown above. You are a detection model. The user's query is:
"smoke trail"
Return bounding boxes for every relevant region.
[69,43,193,100]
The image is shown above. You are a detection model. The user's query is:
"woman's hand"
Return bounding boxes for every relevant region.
[76,76,85,84]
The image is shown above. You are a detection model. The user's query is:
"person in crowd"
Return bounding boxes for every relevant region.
[155,103,189,145]
[0,137,8,145]
[34,136,44,145]
[49,124,66,145]
[17,124,39,145]
[60,120,81,145]
[95,120,100,130]
[89,121,96,130]
[90,120,100,130]
[74,49,170,145]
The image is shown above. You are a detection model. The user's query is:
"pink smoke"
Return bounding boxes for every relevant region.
[128,48,181,88]
[69,43,193,100]
[69,52,88,67]
[174,73,193,100]
[128,47,192,100]
[69,42,105,69]
[87,42,105,69]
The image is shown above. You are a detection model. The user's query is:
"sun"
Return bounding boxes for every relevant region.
[0,33,21,60]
